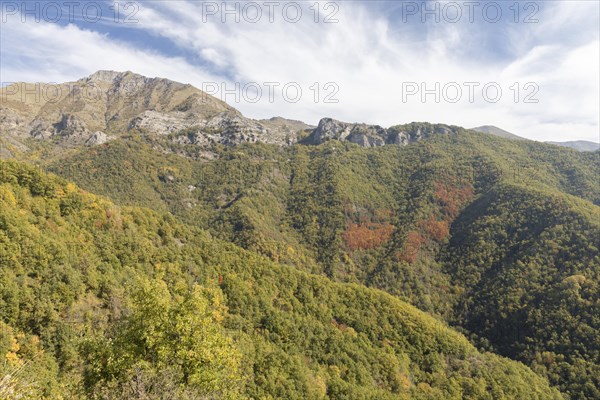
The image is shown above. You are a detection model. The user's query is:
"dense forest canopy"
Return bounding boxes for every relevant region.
[0,157,567,399]
[1,115,598,398]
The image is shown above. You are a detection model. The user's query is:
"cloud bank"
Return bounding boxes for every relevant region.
[1,0,598,142]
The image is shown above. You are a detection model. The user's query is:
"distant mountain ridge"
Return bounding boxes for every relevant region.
[471,125,525,140]
[546,140,600,152]
[472,125,599,152]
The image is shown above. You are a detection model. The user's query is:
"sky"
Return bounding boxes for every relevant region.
[1,0,599,142]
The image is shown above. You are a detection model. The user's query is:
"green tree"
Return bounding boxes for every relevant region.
[81,279,246,399]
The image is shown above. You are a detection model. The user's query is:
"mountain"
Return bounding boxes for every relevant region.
[0,72,463,157]
[1,71,599,399]
[0,158,563,399]
[546,140,600,152]
[472,126,599,152]
[0,71,312,155]
[471,125,525,140]
[306,118,457,147]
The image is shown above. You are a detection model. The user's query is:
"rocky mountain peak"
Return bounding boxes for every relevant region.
[308,118,388,147]
[84,70,126,83]
[306,118,457,147]
[0,71,313,150]
[1,71,457,153]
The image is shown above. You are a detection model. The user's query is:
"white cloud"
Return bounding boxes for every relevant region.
[1,1,598,142]
[0,18,225,87]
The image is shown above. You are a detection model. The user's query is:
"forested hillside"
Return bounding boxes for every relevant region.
[1,73,599,399]
[0,159,564,399]
[36,128,600,399]
[446,183,600,398]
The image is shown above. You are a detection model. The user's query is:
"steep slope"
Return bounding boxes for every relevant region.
[445,182,600,399]
[0,71,310,153]
[42,129,600,398]
[0,159,562,399]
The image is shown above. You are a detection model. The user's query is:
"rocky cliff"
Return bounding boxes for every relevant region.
[0,71,312,149]
[1,71,457,153]
[306,117,457,147]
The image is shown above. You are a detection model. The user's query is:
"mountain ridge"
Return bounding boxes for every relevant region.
[2,72,596,155]
[1,70,599,398]
[472,125,599,152]
[0,72,481,156]
[0,71,312,151]
[546,140,600,152]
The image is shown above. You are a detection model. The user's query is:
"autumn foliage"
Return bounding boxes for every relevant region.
[343,221,395,251]
[434,182,474,220]
[418,215,450,242]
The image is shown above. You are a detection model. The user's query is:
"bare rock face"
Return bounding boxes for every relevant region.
[129,110,194,134]
[54,114,89,137]
[0,71,454,153]
[85,131,112,146]
[0,71,313,149]
[0,108,29,136]
[309,118,390,147]
[311,118,354,142]
[307,118,457,147]
[129,110,297,146]
[87,70,123,83]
